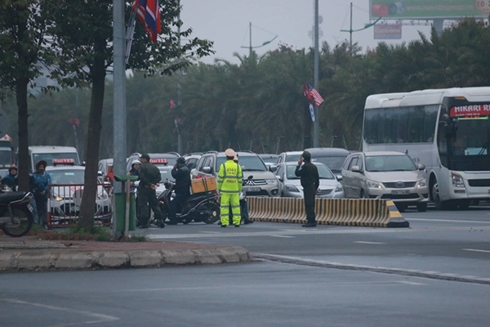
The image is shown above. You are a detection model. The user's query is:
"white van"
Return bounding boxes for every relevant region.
[28,146,81,172]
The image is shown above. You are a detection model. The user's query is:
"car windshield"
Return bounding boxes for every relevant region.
[159,168,175,182]
[260,156,278,164]
[286,164,334,179]
[33,153,80,166]
[365,155,416,172]
[49,169,85,184]
[286,153,302,162]
[217,156,267,171]
[312,156,347,172]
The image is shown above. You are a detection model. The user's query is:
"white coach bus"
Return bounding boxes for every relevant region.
[362,87,490,210]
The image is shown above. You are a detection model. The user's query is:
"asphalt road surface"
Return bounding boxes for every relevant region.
[1,205,489,327]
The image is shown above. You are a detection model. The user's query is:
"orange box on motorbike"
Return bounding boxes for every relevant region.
[191,176,217,194]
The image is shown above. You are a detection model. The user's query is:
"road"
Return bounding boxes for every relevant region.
[1,205,489,327]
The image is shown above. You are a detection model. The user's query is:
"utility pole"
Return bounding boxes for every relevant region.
[341,4,382,56]
[176,0,183,154]
[112,0,127,236]
[313,0,320,147]
[240,22,278,57]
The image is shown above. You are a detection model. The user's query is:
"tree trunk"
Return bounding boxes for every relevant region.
[78,42,106,231]
[16,77,30,192]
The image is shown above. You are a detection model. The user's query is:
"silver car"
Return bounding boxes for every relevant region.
[341,151,429,212]
[275,162,344,198]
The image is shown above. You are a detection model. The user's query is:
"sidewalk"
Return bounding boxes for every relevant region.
[0,235,250,272]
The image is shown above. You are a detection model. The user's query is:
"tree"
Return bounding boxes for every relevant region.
[0,0,57,191]
[43,0,213,231]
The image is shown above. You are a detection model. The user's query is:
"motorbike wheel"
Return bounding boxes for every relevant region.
[0,205,34,237]
[202,202,220,224]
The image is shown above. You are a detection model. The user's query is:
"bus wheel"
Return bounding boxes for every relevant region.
[432,182,453,210]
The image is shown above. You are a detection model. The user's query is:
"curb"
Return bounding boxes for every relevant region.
[0,246,250,272]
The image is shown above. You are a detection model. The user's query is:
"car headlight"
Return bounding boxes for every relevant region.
[266,179,278,185]
[285,184,300,192]
[366,179,383,189]
[416,178,427,188]
[451,173,465,188]
[97,192,108,200]
[55,196,62,201]
[335,184,343,192]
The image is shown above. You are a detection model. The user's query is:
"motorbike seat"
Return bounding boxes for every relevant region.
[0,192,29,204]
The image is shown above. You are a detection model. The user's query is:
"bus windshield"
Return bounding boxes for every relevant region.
[441,102,490,171]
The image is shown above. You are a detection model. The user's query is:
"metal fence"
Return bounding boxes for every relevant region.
[46,184,113,228]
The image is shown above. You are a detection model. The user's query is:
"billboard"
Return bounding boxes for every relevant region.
[370,0,490,20]
[374,24,402,39]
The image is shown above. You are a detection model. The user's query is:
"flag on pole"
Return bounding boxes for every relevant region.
[303,83,324,106]
[132,0,162,43]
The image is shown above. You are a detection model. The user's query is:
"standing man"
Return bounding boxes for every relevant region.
[218,148,242,227]
[137,154,165,228]
[32,160,52,227]
[168,157,191,225]
[295,150,319,227]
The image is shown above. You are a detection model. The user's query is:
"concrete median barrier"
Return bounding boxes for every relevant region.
[248,197,409,228]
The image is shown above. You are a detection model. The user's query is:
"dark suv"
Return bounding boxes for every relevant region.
[192,151,281,197]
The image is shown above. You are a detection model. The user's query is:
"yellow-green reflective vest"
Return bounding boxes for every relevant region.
[217,160,242,193]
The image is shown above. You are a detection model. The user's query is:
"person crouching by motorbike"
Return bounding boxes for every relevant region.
[2,164,18,191]
[168,157,191,225]
[137,154,165,229]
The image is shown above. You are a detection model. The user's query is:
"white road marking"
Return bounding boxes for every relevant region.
[462,248,490,254]
[148,228,406,240]
[408,218,490,224]
[269,235,295,238]
[1,298,119,326]
[354,241,385,245]
[398,281,425,286]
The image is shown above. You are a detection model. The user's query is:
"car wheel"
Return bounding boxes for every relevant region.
[416,203,427,212]
[396,203,407,212]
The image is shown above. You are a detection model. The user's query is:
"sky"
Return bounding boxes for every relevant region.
[180,0,434,64]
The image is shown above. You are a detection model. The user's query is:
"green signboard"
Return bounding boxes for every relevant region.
[370,0,489,20]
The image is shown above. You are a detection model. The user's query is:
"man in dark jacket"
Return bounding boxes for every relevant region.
[295,150,319,227]
[168,157,191,224]
[137,154,165,228]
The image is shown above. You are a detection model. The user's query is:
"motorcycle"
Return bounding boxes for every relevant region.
[155,181,220,226]
[0,185,34,237]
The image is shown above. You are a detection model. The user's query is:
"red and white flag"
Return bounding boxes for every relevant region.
[303,83,324,106]
[132,0,162,43]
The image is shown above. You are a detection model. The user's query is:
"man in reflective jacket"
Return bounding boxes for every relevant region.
[218,148,242,227]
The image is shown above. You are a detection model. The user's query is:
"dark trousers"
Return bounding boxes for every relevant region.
[169,193,189,223]
[303,184,316,224]
[137,187,164,224]
[34,193,48,226]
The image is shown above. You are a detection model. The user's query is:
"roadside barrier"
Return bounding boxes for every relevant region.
[248,197,409,228]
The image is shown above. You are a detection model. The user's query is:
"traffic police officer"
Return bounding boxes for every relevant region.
[218,148,242,227]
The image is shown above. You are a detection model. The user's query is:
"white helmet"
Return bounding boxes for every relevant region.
[132,159,141,165]
[225,148,235,157]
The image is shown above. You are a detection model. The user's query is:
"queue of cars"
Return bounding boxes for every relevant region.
[41,144,426,227]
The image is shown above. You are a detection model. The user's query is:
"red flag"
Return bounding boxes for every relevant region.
[170,99,176,108]
[132,0,161,43]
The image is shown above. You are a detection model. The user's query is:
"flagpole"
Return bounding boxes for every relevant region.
[313,0,320,147]
[125,8,137,65]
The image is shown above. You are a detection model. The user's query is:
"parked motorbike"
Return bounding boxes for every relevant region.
[155,181,220,226]
[0,185,34,237]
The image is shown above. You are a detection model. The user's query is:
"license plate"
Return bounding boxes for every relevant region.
[245,187,261,193]
[391,190,409,195]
